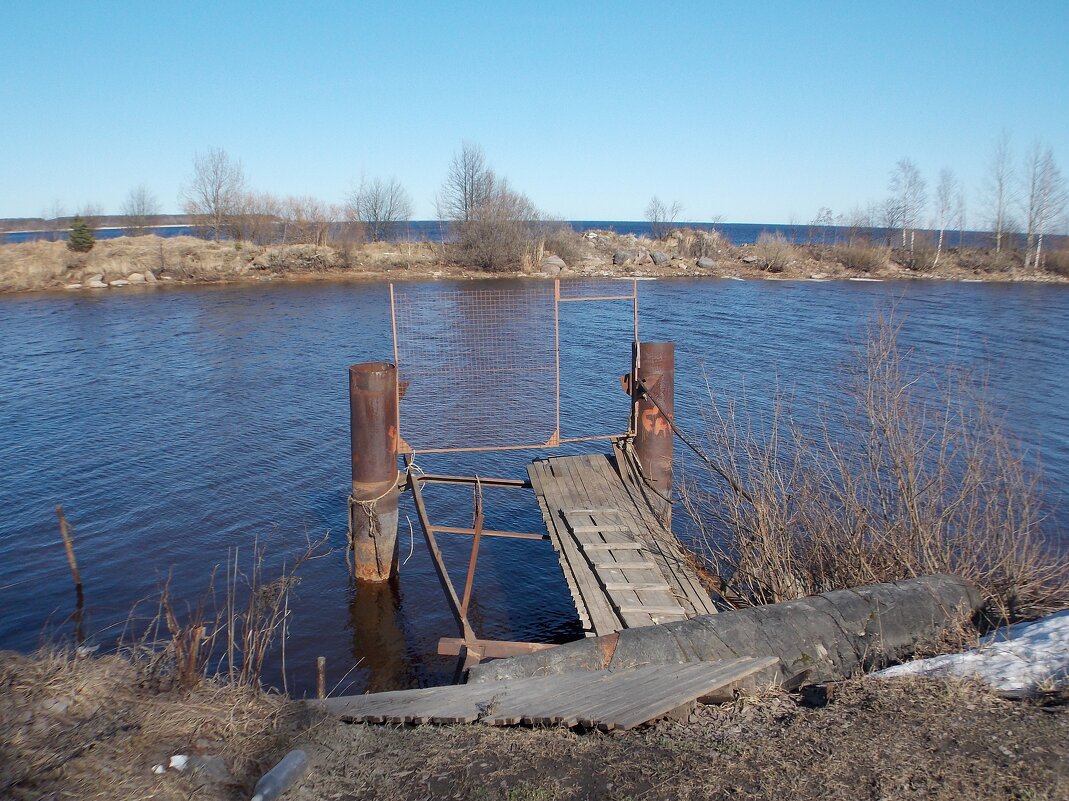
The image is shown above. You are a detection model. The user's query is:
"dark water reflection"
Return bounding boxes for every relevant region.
[1,278,1066,695]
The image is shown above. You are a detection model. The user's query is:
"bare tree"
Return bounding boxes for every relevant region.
[645,196,683,240]
[45,200,66,241]
[460,180,543,271]
[888,158,927,261]
[181,148,246,240]
[78,203,105,232]
[436,141,495,226]
[122,185,160,236]
[983,131,1015,254]
[347,177,414,242]
[279,195,335,246]
[808,206,834,247]
[932,168,958,267]
[954,188,968,248]
[881,196,902,247]
[233,190,282,245]
[1021,142,1067,270]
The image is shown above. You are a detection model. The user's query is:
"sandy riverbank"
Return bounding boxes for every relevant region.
[2,232,1067,296]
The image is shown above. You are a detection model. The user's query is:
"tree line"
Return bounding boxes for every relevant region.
[798,134,1067,270]
[33,133,1069,272]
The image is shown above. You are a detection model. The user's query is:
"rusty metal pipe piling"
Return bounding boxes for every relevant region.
[348,362,400,582]
[632,342,675,525]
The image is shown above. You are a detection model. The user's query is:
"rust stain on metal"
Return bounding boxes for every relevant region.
[596,631,621,668]
[632,342,675,523]
[348,362,400,582]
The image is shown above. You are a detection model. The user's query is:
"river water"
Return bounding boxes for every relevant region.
[1,278,1066,694]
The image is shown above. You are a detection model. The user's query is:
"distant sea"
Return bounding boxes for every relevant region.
[0,220,998,249]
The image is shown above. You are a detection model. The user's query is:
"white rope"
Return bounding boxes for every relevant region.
[402,515,415,567]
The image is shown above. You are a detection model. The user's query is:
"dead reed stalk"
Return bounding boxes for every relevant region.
[134,536,327,689]
[680,317,1069,621]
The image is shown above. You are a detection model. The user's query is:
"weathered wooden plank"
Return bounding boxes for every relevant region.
[579,541,646,551]
[567,523,632,534]
[320,658,780,729]
[530,460,622,636]
[601,582,673,591]
[599,658,779,730]
[616,605,693,615]
[528,462,596,633]
[532,492,591,630]
[602,447,719,617]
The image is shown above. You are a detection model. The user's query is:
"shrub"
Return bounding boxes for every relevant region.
[680,318,1068,620]
[675,227,731,259]
[751,232,794,272]
[66,216,95,253]
[1042,247,1069,276]
[458,182,542,272]
[542,224,586,266]
[830,240,889,273]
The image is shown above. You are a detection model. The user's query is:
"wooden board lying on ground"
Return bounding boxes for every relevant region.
[528,453,717,637]
[317,657,777,730]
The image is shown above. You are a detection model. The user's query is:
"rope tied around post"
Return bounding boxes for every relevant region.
[346,472,402,576]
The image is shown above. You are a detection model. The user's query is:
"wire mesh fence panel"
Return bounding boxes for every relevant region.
[392,284,558,453]
[391,280,638,454]
[557,278,638,301]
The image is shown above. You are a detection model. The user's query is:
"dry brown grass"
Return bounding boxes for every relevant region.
[674,227,732,259]
[679,316,1069,621]
[541,225,587,266]
[750,231,795,272]
[0,648,301,800]
[286,675,1069,801]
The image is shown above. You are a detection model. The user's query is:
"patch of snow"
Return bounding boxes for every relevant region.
[876,610,1069,696]
[152,764,166,774]
[169,754,189,771]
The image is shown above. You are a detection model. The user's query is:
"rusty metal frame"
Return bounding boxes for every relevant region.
[390,278,639,455]
[390,279,643,669]
[403,457,557,667]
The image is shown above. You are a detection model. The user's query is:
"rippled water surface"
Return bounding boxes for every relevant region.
[1,279,1066,694]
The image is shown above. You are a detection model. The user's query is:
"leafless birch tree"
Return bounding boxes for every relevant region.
[983,132,1015,255]
[347,177,414,241]
[1021,142,1067,270]
[122,185,160,235]
[888,159,927,261]
[436,141,496,225]
[182,148,246,240]
[932,168,958,267]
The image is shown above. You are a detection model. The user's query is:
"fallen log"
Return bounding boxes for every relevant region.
[468,574,982,686]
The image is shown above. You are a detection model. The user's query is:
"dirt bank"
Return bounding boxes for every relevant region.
[2,231,1066,296]
[3,649,1066,801]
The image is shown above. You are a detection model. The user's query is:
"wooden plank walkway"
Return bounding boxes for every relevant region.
[528,453,717,637]
[317,657,777,730]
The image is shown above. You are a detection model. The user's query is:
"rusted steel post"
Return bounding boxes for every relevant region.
[348,362,400,582]
[633,342,675,524]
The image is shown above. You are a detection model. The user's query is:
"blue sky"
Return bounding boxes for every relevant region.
[2,1,1067,224]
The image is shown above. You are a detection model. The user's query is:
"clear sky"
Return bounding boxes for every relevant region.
[2,1,1067,224]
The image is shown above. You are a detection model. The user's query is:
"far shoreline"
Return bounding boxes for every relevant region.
[2,232,1066,298]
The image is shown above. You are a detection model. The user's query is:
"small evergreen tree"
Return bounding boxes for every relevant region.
[67,215,95,253]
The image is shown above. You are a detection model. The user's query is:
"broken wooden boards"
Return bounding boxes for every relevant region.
[528,453,716,637]
[316,657,777,731]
